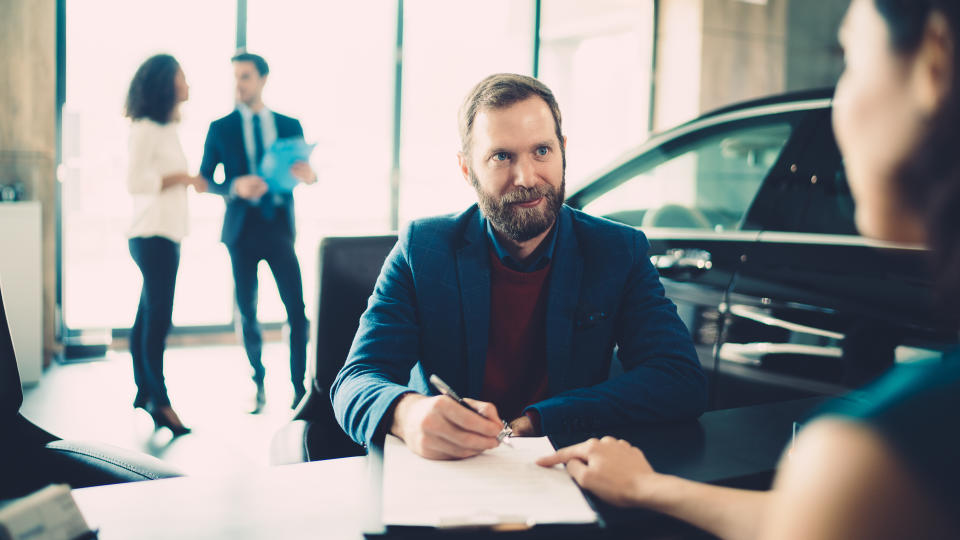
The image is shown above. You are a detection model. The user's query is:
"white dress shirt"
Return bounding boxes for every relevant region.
[237,103,277,176]
[126,119,189,242]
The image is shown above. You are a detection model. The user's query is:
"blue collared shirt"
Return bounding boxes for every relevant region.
[484,218,559,272]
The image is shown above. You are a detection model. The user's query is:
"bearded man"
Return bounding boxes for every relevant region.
[331,73,707,460]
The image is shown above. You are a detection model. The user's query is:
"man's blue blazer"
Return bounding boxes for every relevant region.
[331,204,708,447]
[199,109,303,246]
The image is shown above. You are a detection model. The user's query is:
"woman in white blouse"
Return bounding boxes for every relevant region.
[124,54,205,436]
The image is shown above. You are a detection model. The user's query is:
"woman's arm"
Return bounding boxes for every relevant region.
[160,173,199,190]
[541,421,957,540]
[127,123,163,195]
[128,123,203,193]
[537,437,771,540]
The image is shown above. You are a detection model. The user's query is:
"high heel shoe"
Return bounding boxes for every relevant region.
[147,404,192,437]
[133,392,148,410]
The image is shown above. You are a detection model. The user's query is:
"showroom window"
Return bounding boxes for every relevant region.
[60,0,659,334]
[61,0,237,329]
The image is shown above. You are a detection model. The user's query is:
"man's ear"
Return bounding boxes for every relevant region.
[457,151,470,184]
[912,11,954,116]
[562,135,567,150]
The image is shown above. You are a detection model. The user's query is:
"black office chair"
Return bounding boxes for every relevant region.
[0,283,182,500]
[271,235,398,463]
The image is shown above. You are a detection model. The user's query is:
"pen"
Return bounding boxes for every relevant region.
[428,374,513,443]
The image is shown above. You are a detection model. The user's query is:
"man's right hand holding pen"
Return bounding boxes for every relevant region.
[388,392,504,460]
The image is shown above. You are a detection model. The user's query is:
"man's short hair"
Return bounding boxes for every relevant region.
[458,73,563,158]
[231,51,269,77]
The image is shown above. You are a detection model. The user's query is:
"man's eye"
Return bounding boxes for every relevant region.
[536,146,549,156]
[493,152,509,162]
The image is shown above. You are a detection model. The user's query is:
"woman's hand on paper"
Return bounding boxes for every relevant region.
[537,436,659,507]
[390,393,504,460]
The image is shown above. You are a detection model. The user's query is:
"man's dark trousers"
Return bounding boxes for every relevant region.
[227,206,308,392]
[199,109,310,397]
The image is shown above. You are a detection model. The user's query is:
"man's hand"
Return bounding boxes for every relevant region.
[508,413,540,437]
[536,436,658,507]
[290,161,317,184]
[390,393,504,460]
[233,175,268,199]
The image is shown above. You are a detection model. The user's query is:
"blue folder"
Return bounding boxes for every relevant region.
[259,137,317,193]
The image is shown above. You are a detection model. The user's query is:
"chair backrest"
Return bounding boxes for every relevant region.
[297,235,397,458]
[313,235,399,389]
[0,282,23,421]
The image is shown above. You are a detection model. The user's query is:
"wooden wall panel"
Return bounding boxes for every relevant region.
[0,0,58,368]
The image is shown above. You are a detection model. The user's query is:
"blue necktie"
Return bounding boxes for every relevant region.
[252,115,275,220]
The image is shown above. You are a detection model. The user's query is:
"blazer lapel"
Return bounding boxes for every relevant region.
[545,207,583,394]
[457,210,491,397]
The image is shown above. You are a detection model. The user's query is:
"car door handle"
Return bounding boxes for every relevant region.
[650,249,713,279]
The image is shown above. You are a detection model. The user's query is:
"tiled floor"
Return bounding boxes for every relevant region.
[20,342,302,477]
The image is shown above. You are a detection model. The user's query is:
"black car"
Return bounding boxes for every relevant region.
[566,89,958,410]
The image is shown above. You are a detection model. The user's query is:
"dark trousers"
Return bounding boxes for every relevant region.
[128,236,180,407]
[227,210,308,391]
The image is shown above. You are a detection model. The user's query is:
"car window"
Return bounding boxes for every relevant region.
[796,120,857,235]
[581,122,793,232]
[742,111,858,235]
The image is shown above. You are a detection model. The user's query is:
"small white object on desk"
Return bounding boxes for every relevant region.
[0,484,93,540]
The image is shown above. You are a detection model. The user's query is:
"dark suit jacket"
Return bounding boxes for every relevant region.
[199,109,303,246]
[331,204,708,447]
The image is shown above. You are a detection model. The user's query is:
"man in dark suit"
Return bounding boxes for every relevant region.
[199,52,317,412]
[332,73,707,459]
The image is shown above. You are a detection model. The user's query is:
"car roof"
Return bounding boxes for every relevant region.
[568,89,834,198]
[695,88,834,122]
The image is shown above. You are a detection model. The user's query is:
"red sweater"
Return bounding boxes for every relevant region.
[480,247,551,421]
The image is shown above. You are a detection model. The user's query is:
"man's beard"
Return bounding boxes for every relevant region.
[470,170,565,243]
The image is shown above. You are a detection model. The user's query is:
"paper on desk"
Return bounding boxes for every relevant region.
[258,137,316,193]
[382,435,598,528]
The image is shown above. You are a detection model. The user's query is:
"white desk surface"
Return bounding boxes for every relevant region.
[73,456,372,540]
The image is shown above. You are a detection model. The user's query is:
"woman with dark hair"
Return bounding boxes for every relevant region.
[125,54,205,437]
[539,0,960,538]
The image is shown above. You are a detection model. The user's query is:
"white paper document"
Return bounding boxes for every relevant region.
[382,435,599,528]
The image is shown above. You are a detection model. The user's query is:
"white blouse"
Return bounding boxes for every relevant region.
[126,119,189,242]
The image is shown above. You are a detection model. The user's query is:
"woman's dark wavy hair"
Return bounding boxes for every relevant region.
[125,54,180,124]
[875,0,960,320]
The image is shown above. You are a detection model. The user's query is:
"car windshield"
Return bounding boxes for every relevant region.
[582,123,792,232]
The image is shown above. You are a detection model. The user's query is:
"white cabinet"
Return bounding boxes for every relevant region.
[0,201,43,385]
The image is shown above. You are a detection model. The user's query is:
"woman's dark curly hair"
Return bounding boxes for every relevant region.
[125,54,181,124]
[875,0,960,319]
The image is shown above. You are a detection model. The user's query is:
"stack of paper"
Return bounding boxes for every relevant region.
[382,435,598,528]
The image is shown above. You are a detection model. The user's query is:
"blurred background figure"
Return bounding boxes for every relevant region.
[540,1,960,538]
[198,52,317,414]
[124,53,206,437]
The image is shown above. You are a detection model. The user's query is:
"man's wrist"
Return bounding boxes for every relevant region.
[388,392,421,439]
[517,409,542,436]
[525,409,542,434]
[508,409,542,437]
